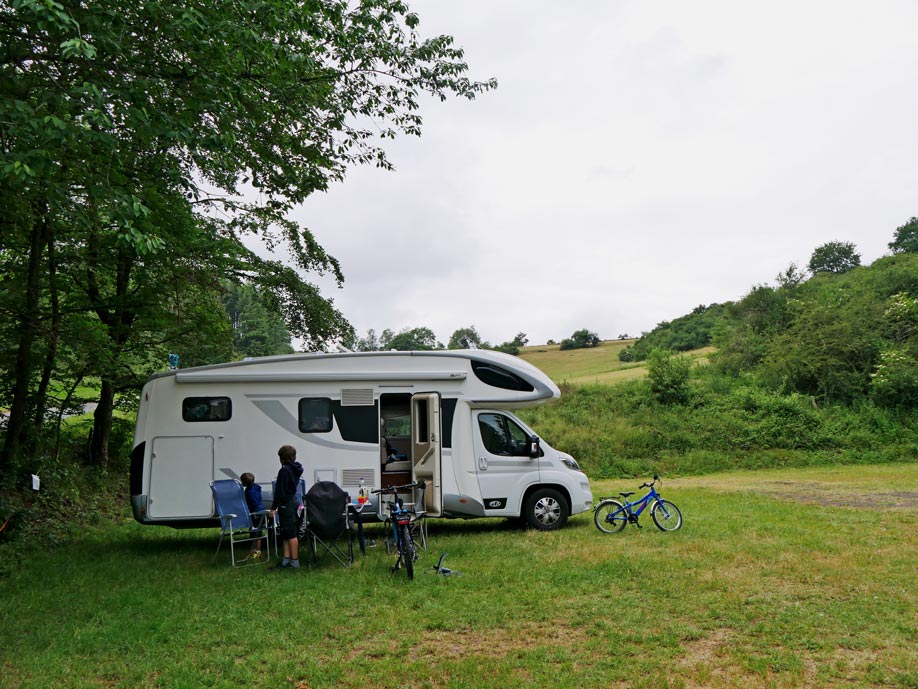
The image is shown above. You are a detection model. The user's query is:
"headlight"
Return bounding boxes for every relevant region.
[560,456,581,471]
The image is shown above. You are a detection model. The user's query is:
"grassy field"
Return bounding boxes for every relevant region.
[2,463,916,689]
[519,341,714,386]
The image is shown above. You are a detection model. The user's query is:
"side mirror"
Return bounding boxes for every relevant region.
[528,435,541,459]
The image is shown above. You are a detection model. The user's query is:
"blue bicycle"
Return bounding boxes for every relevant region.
[594,475,682,533]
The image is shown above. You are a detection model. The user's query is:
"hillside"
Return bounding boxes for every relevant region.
[519,340,713,385]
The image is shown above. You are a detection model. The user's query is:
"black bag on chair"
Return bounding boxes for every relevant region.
[302,481,353,567]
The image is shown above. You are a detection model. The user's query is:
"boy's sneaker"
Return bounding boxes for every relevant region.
[249,550,263,560]
[269,560,289,571]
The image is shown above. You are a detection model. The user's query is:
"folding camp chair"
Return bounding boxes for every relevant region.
[302,481,354,568]
[211,479,273,567]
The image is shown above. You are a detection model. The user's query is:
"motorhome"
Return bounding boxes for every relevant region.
[130,349,593,531]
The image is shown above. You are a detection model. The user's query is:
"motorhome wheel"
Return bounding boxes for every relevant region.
[524,488,569,531]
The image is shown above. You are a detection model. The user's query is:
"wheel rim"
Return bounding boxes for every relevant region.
[654,501,681,530]
[534,496,561,526]
[595,501,625,533]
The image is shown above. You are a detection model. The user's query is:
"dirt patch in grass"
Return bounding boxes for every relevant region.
[676,631,891,689]
[418,622,586,659]
[345,622,588,664]
[677,628,762,689]
[669,466,918,512]
[758,483,918,510]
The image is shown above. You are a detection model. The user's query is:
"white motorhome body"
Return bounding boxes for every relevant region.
[130,350,592,530]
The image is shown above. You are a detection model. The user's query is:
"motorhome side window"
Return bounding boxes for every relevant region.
[472,361,534,392]
[415,398,429,443]
[298,397,333,433]
[182,397,232,422]
[478,413,529,456]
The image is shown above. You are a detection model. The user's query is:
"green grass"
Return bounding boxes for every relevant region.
[519,371,918,479]
[2,464,917,689]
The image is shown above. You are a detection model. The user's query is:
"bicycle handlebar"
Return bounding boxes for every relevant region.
[371,480,426,496]
[639,475,661,489]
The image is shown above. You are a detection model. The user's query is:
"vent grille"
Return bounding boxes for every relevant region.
[341,388,374,406]
[341,468,375,490]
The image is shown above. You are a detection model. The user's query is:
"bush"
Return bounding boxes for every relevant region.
[871,348,918,409]
[647,349,692,405]
[617,304,726,362]
[559,329,600,351]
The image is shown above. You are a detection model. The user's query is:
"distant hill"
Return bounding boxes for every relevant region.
[519,340,713,385]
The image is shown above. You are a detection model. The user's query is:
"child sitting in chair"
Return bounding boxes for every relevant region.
[240,472,265,559]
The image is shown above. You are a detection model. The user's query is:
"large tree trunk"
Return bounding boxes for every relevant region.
[88,379,116,468]
[1,208,50,472]
[34,232,60,428]
[86,244,136,467]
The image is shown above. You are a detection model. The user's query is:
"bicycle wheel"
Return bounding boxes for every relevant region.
[398,523,415,580]
[594,499,628,533]
[651,499,682,531]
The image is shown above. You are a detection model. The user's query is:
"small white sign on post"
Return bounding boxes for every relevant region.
[31,474,40,491]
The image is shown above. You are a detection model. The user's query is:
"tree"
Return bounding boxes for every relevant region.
[560,329,601,351]
[448,326,488,350]
[493,332,528,355]
[382,327,442,351]
[349,329,380,352]
[222,283,295,358]
[889,217,918,255]
[758,299,878,403]
[775,262,806,289]
[0,0,495,472]
[808,241,861,275]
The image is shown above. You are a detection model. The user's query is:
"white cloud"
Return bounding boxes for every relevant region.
[290,0,918,347]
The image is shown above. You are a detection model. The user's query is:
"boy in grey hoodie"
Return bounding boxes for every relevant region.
[269,444,304,570]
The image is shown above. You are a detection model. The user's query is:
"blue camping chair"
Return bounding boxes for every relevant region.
[211,479,273,567]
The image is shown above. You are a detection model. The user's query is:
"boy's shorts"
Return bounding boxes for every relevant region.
[277,498,300,539]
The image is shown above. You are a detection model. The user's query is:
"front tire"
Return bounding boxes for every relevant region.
[651,499,682,531]
[523,488,569,531]
[594,499,627,533]
[398,523,415,580]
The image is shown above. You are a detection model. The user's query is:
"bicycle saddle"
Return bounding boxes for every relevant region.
[619,491,634,498]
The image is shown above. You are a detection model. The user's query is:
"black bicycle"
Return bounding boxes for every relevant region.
[372,481,424,580]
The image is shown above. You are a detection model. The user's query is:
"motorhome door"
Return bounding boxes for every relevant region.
[147,435,214,519]
[411,392,442,516]
[473,411,540,514]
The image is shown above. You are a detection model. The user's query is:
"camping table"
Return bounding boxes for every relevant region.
[348,501,368,554]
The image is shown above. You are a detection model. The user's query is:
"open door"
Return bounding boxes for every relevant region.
[411,392,442,516]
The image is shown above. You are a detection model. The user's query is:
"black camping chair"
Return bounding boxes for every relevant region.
[301,481,354,568]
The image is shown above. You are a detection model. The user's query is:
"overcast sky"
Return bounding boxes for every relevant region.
[292,0,918,348]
